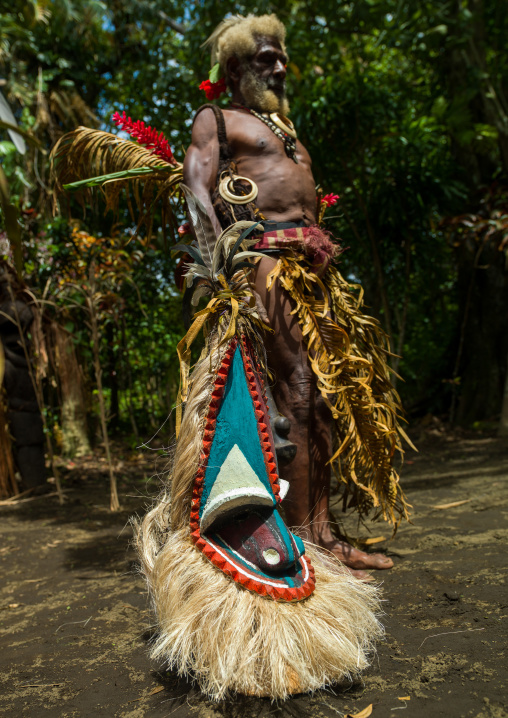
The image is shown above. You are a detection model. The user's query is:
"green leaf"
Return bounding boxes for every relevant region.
[225,222,262,276]
[429,24,448,35]
[171,243,206,267]
[0,119,44,151]
[0,165,22,274]
[209,62,221,83]
[62,166,171,191]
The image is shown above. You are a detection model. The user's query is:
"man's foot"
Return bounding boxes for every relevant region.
[319,538,393,580]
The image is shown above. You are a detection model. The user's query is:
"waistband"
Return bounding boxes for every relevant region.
[260,220,307,232]
[253,224,341,275]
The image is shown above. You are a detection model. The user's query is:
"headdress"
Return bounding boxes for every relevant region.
[203,14,286,72]
[199,14,287,100]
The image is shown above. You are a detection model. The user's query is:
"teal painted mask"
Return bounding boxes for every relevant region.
[189,336,315,601]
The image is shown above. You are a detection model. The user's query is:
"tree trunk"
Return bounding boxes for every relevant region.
[0,388,18,498]
[499,353,508,436]
[87,271,120,512]
[120,317,139,442]
[52,323,91,458]
[106,322,119,433]
[454,236,508,425]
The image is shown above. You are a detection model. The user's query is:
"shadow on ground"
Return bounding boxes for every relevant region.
[1,433,507,718]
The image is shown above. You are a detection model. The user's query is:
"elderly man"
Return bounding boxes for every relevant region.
[183,14,406,577]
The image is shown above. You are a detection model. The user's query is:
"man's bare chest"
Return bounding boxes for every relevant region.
[226,114,288,159]
[222,111,312,178]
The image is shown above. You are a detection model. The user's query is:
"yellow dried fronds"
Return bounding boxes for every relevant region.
[267,255,411,528]
[50,127,183,242]
[49,90,98,130]
[175,286,269,439]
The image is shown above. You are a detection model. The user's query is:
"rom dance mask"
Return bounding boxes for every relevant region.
[189,335,315,601]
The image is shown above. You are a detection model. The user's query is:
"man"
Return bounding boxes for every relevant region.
[183,14,405,578]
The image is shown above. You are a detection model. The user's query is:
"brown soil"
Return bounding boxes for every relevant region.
[1,430,507,718]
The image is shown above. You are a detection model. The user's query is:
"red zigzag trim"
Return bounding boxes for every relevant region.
[188,335,316,602]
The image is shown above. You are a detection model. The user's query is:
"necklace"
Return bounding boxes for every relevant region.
[233,104,298,163]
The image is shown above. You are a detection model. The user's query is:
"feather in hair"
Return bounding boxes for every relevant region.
[202,14,246,66]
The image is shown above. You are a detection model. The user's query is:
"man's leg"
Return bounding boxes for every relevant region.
[253,257,393,576]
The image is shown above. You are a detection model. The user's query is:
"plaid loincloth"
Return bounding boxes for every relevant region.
[253,224,342,275]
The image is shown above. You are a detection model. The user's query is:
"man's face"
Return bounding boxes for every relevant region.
[238,36,290,114]
[250,37,288,98]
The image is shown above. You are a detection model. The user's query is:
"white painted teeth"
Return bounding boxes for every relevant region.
[278,479,290,500]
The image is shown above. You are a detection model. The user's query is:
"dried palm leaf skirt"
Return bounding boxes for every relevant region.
[266,254,411,528]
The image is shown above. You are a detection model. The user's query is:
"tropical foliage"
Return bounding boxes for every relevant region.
[0,0,507,494]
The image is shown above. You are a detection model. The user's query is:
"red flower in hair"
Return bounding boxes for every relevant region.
[112,111,177,165]
[199,77,227,100]
[322,193,340,207]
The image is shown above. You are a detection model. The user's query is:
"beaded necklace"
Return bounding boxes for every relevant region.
[232,104,298,163]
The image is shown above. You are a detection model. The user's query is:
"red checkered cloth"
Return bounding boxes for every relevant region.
[253,225,341,274]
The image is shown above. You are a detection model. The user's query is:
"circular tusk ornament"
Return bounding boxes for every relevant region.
[218,173,259,205]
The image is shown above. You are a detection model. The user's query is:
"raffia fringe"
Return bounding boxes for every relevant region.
[136,308,383,698]
[136,524,382,699]
[267,255,411,528]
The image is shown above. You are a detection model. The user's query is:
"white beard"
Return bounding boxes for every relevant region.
[239,67,290,115]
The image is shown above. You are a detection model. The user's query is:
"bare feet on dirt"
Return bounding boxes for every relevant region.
[295,521,393,579]
[304,521,393,579]
[320,538,393,579]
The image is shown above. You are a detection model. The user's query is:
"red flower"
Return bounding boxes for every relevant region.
[112,111,177,165]
[199,77,227,100]
[322,193,340,207]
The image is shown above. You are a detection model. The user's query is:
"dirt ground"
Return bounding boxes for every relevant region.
[1,427,507,718]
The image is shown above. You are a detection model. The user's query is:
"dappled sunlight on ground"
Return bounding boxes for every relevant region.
[0,432,507,717]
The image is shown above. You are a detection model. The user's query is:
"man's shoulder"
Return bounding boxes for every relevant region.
[190,106,220,145]
[191,105,247,143]
[193,105,241,122]
[193,105,217,124]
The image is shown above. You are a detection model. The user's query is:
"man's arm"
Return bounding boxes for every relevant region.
[183,108,222,237]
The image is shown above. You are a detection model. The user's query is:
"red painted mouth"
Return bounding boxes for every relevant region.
[210,507,303,575]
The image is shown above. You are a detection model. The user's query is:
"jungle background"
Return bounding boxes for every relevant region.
[1,0,508,499]
[1,2,508,717]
